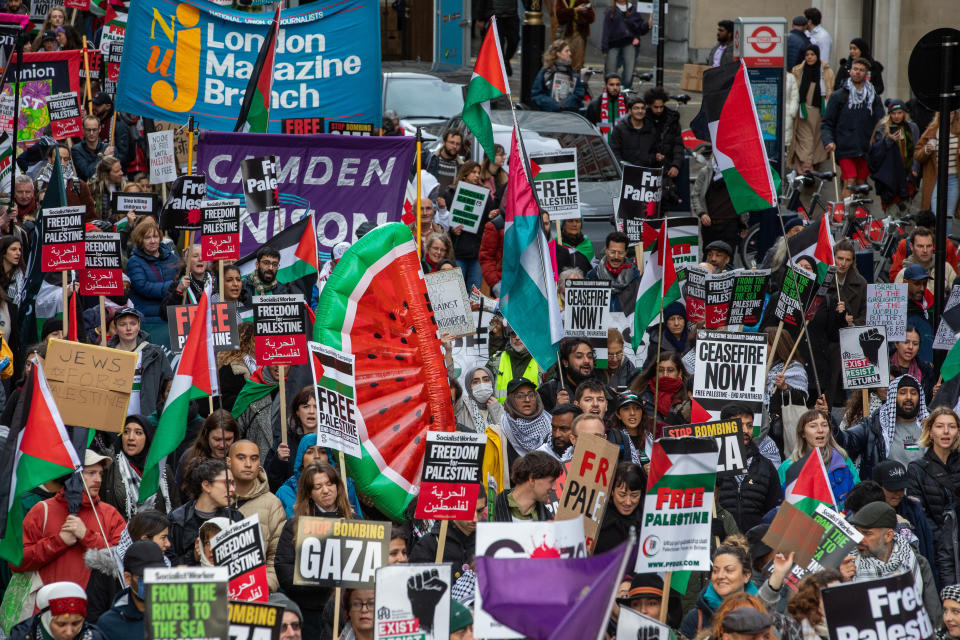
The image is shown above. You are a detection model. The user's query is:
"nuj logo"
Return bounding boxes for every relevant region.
[149,4,201,112]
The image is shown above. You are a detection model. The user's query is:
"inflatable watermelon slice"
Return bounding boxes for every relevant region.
[314,223,455,521]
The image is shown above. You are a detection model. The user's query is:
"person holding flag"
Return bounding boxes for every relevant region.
[778,409,859,510]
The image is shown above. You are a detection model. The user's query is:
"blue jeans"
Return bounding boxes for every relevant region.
[605,45,637,89]
[932,174,960,218]
[457,259,483,292]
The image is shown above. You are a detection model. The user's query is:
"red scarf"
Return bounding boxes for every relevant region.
[649,376,683,416]
[604,259,630,275]
[599,90,627,139]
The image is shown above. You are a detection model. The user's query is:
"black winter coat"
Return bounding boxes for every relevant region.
[907,449,960,585]
[610,117,657,166]
[166,501,244,565]
[716,443,783,532]
[821,88,884,159]
[276,515,335,639]
[408,521,475,578]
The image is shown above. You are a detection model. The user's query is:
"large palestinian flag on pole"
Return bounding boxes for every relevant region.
[691,61,776,214]
[0,363,82,564]
[234,7,280,133]
[461,16,510,164]
[635,437,719,574]
[313,223,456,521]
[631,220,681,350]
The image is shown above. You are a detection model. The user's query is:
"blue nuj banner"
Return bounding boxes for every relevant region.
[115,0,381,132]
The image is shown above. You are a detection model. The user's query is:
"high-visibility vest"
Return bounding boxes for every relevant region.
[494,351,540,404]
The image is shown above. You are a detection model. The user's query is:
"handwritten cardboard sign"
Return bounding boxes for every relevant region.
[556,433,619,552]
[44,339,137,432]
[866,283,907,342]
[424,268,475,338]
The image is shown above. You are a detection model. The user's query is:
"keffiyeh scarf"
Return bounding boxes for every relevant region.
[878,374,928,454]
[855,536,919,584]
[844,77,876,110]
[599,90,627,138]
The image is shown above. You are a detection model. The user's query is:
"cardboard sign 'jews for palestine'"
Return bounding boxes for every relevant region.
[415,431,486,520]
[44,339,137,433]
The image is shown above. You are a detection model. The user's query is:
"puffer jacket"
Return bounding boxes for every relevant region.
[908,448,960,586]
[235,469,287,591]
[716,442,783,532]
[125,244,180,319]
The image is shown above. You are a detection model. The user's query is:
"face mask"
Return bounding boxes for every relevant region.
[136,578,146,600]
[472,382,494,404]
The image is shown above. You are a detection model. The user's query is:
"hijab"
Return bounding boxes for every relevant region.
[799,44,823,108]
[37,582,87,638]
[120,414,155,470]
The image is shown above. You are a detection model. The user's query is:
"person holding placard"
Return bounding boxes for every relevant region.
[88,157,128,222]
[275,460,354,638]
[440,162,496,292]
[46,145,96,221]
[643,300,692,368]
[107,307,172,419]
[890,326,937,402]
[159,245,214,317]
[96,540,167,640]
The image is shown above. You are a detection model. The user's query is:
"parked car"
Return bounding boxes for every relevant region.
[437,109,622,256]
[382,72,466,141]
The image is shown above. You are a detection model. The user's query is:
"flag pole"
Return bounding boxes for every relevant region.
[434,520,449,563]
[279,365,287,446]
[416,127,423,257]
[82,37,92,114]
[62,271,68,335]
[99,296,106,344]
[654,222,665,421]
[79,471,122,583]
[659,572,672,623]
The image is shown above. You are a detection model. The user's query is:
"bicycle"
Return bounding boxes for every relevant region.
[738,170,836,268]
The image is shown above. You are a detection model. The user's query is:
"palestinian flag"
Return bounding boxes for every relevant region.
[788,216,834,283]
[636,437,719,573]
[461,17,510,164]
[500,127,565,369]
[690,61,776,213]
[783,448,837,516]
[235,214,318,284]
[234,8,280,133]
[313,223,456,521]
[140,290,218,502]
[631,221,681,350]
[0,362,81,564]
[943,338,960,381]
[231,367,278,418]
[312,349,355,399]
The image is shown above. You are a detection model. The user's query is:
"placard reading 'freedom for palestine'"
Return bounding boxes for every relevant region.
[449,182,489,234]
[253,294,307,366]
[80,232,123,296]
[530,149,580,221]
[40,205,84,272]
[201,199,242,261]
[211,514,269,603]
[415,431,485,521]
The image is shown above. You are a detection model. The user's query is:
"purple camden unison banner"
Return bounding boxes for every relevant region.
[197,132,415,259]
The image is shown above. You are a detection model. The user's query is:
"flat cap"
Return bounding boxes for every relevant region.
[848,501,897,529]
[721,608,774,634]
